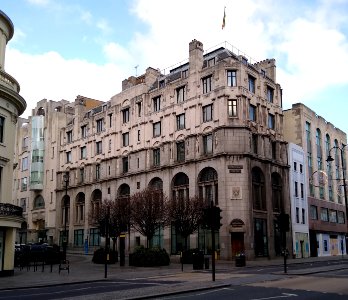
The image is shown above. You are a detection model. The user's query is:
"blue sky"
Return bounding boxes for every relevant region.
[1,0,348,135]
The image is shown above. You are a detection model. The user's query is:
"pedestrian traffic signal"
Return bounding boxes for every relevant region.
[201,206,223,230]
[212,206,223,230]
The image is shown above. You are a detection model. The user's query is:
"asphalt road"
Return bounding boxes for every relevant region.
[157,286,348,300]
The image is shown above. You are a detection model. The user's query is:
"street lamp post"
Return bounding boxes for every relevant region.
[63,173,69,262]
[326,144,347,252]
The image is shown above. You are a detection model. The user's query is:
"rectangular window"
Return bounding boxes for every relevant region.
[153,121,161,137]
[310,205,318,220]
[300,164,303,173]
[153,148,160,167]
[80,146,87,159]
[228,99,237,117]
[0,116,4,143]
[176,86,186,103]
[22,137,29,149]
[249,104,257,121]
[267,86,274,102]
[203,134,213,155]
[66,151,72,163]
[202,76,212,94]
[153,96,161,112]
[66,130,73,143]
[74,229,84,246]
[122,157,129,173]
[96,164,100,180]
[294,162,297,171]
[137,102,142,117]
[81,125,87,138]
[329,210,338,223]
[137,130,140,142]
[302,208,306,224]
[203,104,213,122]
[108,114,112,127]
[21,177,28,191]
[182,69,188,78]
[122,108,130,123]
[227,70,237,87]
[271,141,277,159]
[176,114,185,130]
[80,168,84,183]
[176,141,185,162]
[320,207,329,222]
[248,75,256,93]
[252,134,258,154]
[300,183,304,198]
[294,181,298,197]
[89,228,100,246]
[96,119,103,133]
[268,114,275,129]
[122,132,129,147]
[22,157,28,171]
[96,141,102,154]
[296,207,300,223]
[208,58,215,67]
[108,139,111,151]
[20,198,26,212]
[338,211,345,224]
[159,80,165,89]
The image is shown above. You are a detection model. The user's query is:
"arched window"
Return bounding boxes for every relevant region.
[75,193,85,223]
[325,134,331,155]
[198,167,218,205]
[172,172,189,200]
[36,107,45,116]
[271,173,282,212]
[33,195,45,209]
[149,177,163,191]
[90,189,102,221]
[118,184,130,197]
[252,167,266,210]
[61,195,70,225]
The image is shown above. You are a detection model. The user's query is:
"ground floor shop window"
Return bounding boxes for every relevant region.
[198,226,220,255]
[74,229,84,246]
[254,218,268,257]
[149,227,163,248]
[89,228,100,246]
[171,224,189,254]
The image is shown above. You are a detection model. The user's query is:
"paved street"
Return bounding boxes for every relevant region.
[1,253,348,299]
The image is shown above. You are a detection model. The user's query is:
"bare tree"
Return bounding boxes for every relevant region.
[89,198,130,250]
[130,188,168,248]
[168,195,205,251]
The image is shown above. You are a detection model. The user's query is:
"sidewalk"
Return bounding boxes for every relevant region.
[1,253,347,299]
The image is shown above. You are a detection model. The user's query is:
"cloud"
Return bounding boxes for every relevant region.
[6,48,127,118]
[26,0,51,6]
[96,19,112,35]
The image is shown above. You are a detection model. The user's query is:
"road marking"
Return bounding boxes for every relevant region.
[251,293,298,300]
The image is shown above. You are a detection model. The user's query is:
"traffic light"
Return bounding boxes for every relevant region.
[212,206,223,230]
[201,206,223,230]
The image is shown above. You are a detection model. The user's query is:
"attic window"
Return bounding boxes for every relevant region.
[159,80,165,89]
[208,58,215,67]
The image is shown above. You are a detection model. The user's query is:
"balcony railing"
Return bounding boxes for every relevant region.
[0,69,20,93]
[0,203,23,217]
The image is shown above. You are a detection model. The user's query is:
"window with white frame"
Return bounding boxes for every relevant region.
[22,157,28,171]
[21,177,28,191]
[228,99,237,117]
[227,70,237,87]
[320,207,329,222]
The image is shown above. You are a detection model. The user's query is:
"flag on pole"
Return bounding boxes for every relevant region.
[222,7,226,30]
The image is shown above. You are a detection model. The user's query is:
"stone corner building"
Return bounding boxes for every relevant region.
[15,39,290,260]
[0,10,26,276]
